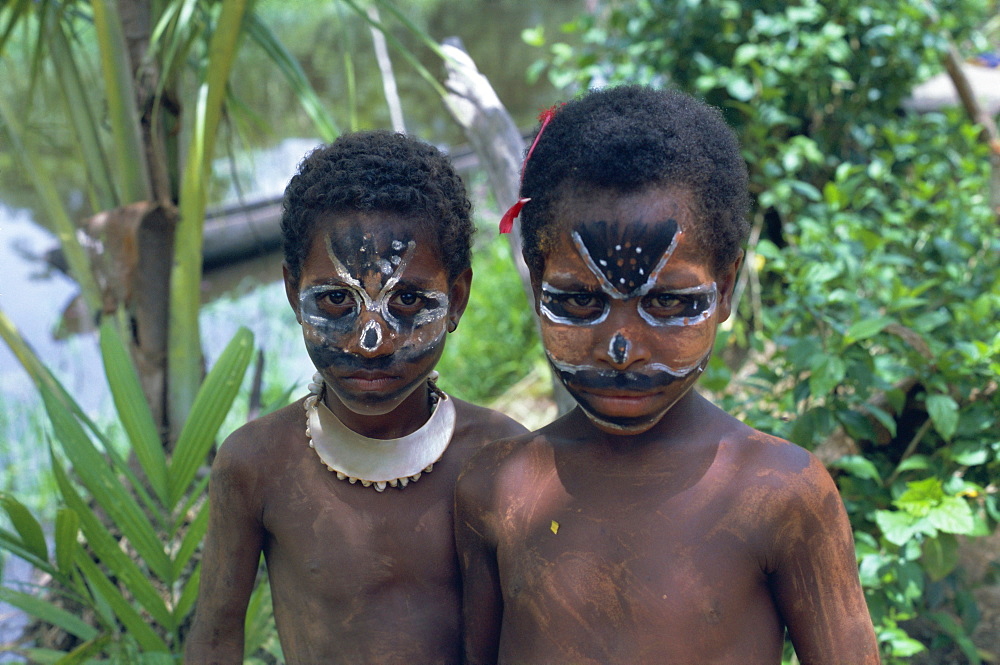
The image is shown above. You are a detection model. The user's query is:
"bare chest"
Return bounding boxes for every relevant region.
[493,470,778,652]
[262,453,459,599]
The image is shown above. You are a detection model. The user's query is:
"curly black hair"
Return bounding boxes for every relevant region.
[281,130,474,283]
[519,85,750,276]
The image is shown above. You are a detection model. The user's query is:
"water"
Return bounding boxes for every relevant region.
[0,0,580,648]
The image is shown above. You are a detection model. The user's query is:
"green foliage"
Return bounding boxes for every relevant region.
[0,320,261,659]
[437,235,542,404]
[530,0,999,661]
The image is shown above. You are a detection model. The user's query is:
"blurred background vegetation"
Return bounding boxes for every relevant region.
[0,0,998,663]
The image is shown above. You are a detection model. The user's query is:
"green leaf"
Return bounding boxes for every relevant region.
[830,455,881,482]
[864,403,897,438]
[0,492,48,561]
[53,507,80,577]
[895,477,944,516]
[0,528,56,576]
[928,496,975,535]
[0,587,98,641]
[90,0,152,202]
[895,454,931,473]
[175,563,201,624]
[926,393,958,441]
[0,99,103,312]
[244,567,275,657]
[922,533,959,581]
[245,14,339,142]
[99,318,169,505]
[174,500,210,580]
[170,0,250,429]
[39,386,172,583]
[875,509,920,546]
[51,635,115,665]
[47,16,118,211]
[50,452,174,630]
[809,354,846,398]
[844,316,893,344]
[926,611,982,664]
[74,551,169,653]
[169,327,254,507]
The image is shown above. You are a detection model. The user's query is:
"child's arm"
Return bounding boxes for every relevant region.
[184,432,266,664]
[769,454,880,664]
[455,451,504,665]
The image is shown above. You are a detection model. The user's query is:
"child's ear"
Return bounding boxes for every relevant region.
[446,268,473,333]
[282,262,303,324]
[716,250,744,323]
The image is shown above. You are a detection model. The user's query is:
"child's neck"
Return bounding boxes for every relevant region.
[323,382,433,440]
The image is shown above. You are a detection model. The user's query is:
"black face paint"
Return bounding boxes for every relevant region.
[548,363,684,393]
[573,218,679,296]
[305,332,444,376]
[610,333,629,365]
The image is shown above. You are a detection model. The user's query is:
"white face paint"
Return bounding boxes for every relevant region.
[299,234,450,356]
[536,187,728,435]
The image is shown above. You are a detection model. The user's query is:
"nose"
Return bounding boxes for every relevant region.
[598,325,650,370]
[351,312,394,357]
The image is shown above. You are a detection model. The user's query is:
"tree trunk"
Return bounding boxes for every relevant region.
[114,0,182,443]
[440,38,575,416]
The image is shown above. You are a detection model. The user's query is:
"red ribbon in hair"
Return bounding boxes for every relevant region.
[500,104,562,234]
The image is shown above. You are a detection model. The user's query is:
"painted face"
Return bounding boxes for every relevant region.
[538,187,735,435]
[290,213,456,416]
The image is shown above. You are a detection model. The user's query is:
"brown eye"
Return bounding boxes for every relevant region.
[390,291,424,310]
[655,294,681,309]
[318,289,356,315]
[572,294,595,307]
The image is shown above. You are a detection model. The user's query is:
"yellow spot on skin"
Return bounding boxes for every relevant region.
[550,520,560,534]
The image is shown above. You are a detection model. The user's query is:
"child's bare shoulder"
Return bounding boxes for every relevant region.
[212,399,306,485]
[449,396,529,448]
[719,418,843,524]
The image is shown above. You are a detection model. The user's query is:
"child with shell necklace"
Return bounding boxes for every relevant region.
[185,130,526,665]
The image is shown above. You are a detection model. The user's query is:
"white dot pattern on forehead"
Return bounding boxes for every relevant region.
[570,219,681,298]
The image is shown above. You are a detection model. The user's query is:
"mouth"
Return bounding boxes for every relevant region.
[339,370,402,390]
[573,387,662,417]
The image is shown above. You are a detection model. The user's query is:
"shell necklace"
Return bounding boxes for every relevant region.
[303,372,456,492]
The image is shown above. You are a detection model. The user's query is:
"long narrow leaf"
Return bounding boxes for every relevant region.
[245,13,339,141]
[169,327,253,507]
[74,552,169,653]
[50,452,174,630]
[173,499,209,580]
[0,588,98,641]
[0,310,154,502]
[341,0,447,98]
[0,310,87,423]
[47,15,118,211]
[50,635,114,665]
[169,0,249,429]
[99,318,169,504]
[0,0,32,54]
[0,528,56,577]
[90,0,152,203]
[54,507,80,577]
[171,472,209,535]
[0,97,103,313]
[0,493,48,561]
[173,563,200,623]
[372,0,449,60]
[40,387,172,583]
[243,576,274,657]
